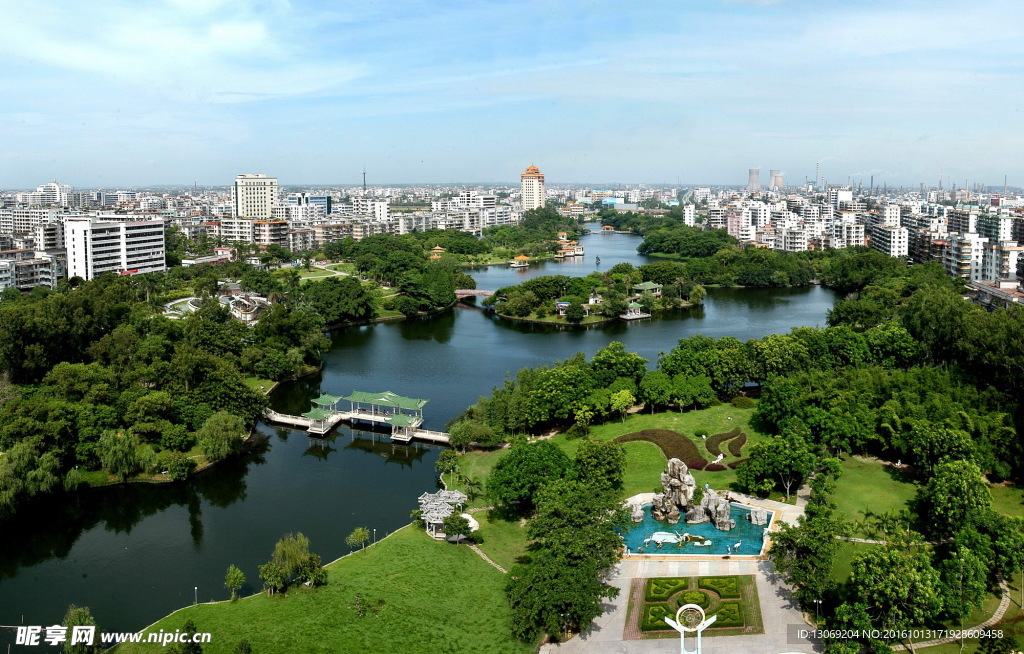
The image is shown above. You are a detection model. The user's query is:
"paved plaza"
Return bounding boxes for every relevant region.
[541,492,820,654]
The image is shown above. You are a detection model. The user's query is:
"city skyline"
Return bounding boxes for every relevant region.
[2,0,1023,188]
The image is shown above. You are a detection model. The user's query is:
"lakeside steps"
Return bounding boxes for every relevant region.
[265,390,450,444]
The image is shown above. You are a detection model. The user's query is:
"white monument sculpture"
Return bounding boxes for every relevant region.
[664,603,717,654]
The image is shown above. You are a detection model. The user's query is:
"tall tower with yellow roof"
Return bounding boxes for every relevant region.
[520,164,545,211]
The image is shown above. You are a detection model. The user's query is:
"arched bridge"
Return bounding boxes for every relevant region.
[455,289,494,298]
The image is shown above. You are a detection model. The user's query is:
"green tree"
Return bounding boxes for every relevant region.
[563,301,586,323]
[670,374,715,411]
[62,605,98,654]
[296,553,328,586]
[257,561,286,596]
[196,411,246,462]
[918,460,991,539]
[442,513,472,544]
[271,532,312,580]
[610,389,634,423]
[638,370,673,413]
[345,526,370,552]
[847,547,943,639]
[589,341,648,386]
[166,451,196,481]
[770,510,846,607]
[435,449,459,487]
[688,284,706,305]
[98,431,144,482]
[487,441,571,516]
[737,433,817,500]
[225,564,246,601]
[572,439,626,490]
[937,547,987,648]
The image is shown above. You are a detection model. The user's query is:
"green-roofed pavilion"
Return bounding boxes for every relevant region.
[302,408,331,420]
[311,393,342,407]
[343,390,428,411]
[386,414,419,427]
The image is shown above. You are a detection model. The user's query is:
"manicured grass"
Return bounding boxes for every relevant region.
[473,510,530,571]
[831,541,883,584]
[242,376,275,392]
[991,483,1024,518]
[327,263,356,274]
[831,457,918,536]
[115,525,534,654]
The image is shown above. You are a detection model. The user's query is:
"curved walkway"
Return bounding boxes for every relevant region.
[892,582,1011,651]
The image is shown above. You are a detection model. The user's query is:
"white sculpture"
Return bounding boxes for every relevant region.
[664,603,717,654]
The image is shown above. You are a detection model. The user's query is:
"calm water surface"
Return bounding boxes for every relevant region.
[0,227,837,642]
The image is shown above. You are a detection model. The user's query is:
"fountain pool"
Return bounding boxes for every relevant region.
[621,504,773,556]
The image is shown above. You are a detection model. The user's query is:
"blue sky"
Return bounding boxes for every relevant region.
[1,0,1022,188]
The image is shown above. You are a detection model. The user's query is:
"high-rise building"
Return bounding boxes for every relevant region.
[520,165,546,211]
[232,174,278,220]
[65,216,165,280]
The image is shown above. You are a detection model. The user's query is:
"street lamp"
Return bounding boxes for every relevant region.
[813,599,822,623]
[373,528,377,544]
[194,586,198,605]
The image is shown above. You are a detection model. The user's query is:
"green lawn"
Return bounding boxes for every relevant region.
[327,263,356,274]
[991,483,1024,517]
[831,457,918,536]
[831,541,884,584]
[242,376,275,392]
[115,525,534,654]
[473,510,530,570]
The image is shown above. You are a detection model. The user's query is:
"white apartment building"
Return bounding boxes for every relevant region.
[692,188,711,203]
[982,241,1024,281]
[871,224,909,257]
[65,216,166,280]
[0,208,63,235]
[781,227,809,252]
[520,165,546,211]
[349,197,390,221]
[682,204,696,226]
[881,204,901,227]
[943,232,988,280]
[219,215,256,243]
[232,174,278,220]
[15,181,71,207]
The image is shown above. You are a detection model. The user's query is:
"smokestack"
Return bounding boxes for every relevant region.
[769,170,783,190]
[747,168,761,192]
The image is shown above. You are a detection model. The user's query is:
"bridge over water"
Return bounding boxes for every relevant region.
[455,289,494,299]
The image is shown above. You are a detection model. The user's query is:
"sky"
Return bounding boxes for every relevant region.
[1,0,1022,189]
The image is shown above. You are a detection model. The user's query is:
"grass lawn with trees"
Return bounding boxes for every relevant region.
[831,457,918,537]
[115,525,534,654]
[472,510,530,571]
[454,405,768,506]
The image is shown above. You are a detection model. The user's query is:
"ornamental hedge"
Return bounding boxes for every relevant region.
[646,577,688,602]
[727,432,748,457]
[614,430,709,470]
[705,428,741,457]
[699,576,741,599]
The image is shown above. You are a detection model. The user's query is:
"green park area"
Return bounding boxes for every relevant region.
[632,575,763,637]
[115,525,533,654]
[455,403,766,509]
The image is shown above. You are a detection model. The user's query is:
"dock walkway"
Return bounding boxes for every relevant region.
[264,408,449,444]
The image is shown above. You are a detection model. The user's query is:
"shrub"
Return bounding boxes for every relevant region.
[731,396,755,409]
[704,463,727,472]
[699,576,741,598]
[712,601,744,627]
[727,458,748,470]
[677,590,710,609]
[564,422,589,440]
[614,430,709,469]
[646,577,688,602]
[706,428,741,457]
[641,604,672,631]
[727,432,748,457]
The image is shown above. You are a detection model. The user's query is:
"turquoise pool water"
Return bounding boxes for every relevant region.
[621,504,772,556]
